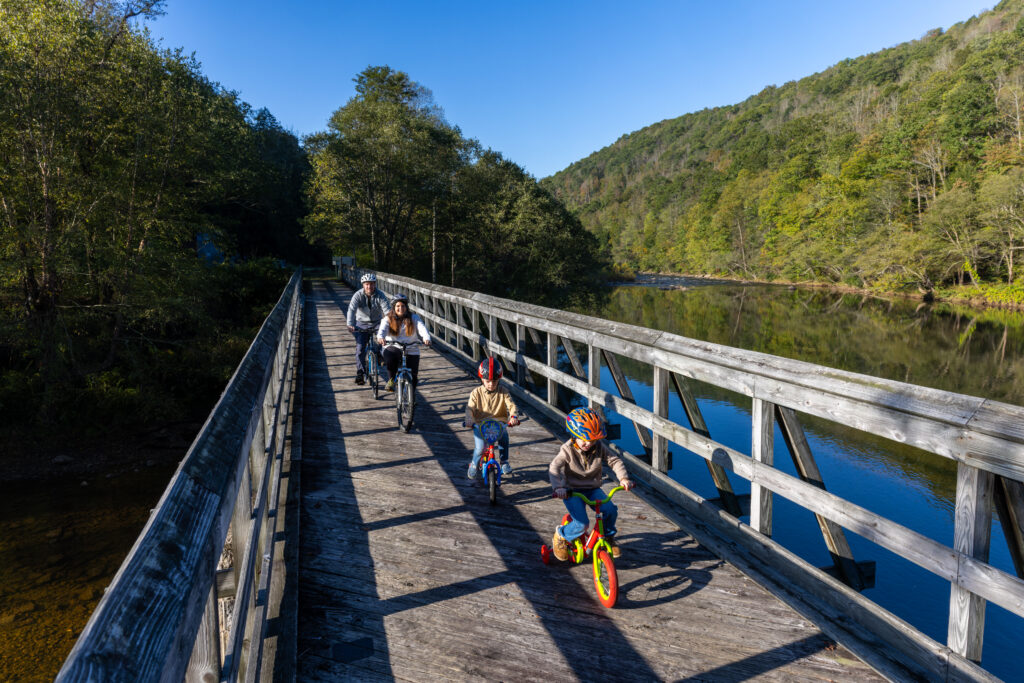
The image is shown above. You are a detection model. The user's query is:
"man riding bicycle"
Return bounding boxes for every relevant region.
[347,273,390,385]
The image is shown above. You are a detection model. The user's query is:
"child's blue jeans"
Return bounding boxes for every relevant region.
[470,424,509,470]
[557,487,618,542]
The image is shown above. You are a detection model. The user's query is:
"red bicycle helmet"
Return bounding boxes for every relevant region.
[478,357,503,381]
[566,407,606,441]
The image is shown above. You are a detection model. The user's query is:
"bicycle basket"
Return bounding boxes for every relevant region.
[479,419,507,445]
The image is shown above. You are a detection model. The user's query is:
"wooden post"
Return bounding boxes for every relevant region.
[776,405,865,590]
[587,344,601,415]
[546,332,558,407]
[444,300,452,345]
[751,398,774,537]
[652,366,669,473]
[670,372,741,516]
[471,308,481,362]
[949,463,994,662]
[515,323,525,387]
[185,585,220,682]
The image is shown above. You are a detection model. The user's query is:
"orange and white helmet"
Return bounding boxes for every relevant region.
[566,407,605,441]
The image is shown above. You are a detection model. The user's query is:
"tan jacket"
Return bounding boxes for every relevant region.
[465,385,519,426]
[548,439,630,491]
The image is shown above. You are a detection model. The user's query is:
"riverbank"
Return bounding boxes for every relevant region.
[0,421,199,485]
[617,271,1024,313]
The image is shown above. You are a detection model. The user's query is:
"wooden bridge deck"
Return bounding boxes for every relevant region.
[295,281,884,682]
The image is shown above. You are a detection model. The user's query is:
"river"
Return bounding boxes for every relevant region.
[572,274,1024,681]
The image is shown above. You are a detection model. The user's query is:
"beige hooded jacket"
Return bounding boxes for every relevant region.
[548,438,630,492]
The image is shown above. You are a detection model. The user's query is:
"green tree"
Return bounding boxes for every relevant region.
[979,168,1024,282]
[304,66,465,271]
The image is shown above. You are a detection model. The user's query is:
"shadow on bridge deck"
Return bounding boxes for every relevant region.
[293,281,882,682]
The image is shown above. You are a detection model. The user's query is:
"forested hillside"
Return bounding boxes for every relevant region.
[0,0,310,435]
[543,0,1024,300]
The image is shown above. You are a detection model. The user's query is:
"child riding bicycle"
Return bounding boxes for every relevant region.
[549,407,634,561]
[376,294,431,391]
[464,357,521,479]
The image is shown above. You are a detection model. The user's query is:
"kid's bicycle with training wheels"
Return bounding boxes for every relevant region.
[471,417,523,505]
[392,341,419,432]
[540,486,626,608]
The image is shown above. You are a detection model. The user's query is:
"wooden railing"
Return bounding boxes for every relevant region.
[56,269,303,683]
[346,267,1024,682]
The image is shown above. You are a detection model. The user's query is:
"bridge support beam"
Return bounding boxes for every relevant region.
[671,372,742,517]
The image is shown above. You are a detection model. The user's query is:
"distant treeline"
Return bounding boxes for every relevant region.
[0,0,309,432]
[543,0,1024,303]
[303,66,608,307]
[0,3,605,435]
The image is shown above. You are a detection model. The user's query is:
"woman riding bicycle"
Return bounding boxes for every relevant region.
[376,294,431,391]
[549,407,634,561]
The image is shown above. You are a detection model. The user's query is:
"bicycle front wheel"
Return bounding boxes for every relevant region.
[399,378,414,432]
[594,548,618,608]
[395,376,406,429]
[487,465,497,504]
[368,352,379,399]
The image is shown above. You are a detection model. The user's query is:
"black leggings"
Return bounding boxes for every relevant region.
[382,347,421,386]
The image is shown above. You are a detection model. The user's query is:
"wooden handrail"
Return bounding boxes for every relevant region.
[347,266,1023,679]
[56,269,303,683]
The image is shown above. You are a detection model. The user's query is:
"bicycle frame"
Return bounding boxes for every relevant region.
[477,419,508,485]
[366,337,382,397]
[390,341,419,432]
[568,486,624,564]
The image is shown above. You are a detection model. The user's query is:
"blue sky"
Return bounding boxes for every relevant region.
[147,1,995,179]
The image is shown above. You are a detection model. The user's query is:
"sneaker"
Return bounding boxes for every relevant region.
[551,530,570,562]
[467,463,478,479]
[354,372,365,385]
[605,537,621,559]
[385,379,395,392]
[500,463,512,475]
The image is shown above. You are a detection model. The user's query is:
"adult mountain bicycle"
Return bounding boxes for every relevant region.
[540,486,626,608]
[392,341,419,432]
[365,337,382,399]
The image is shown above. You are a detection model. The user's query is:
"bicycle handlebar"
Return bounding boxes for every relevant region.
[552,485,626,504]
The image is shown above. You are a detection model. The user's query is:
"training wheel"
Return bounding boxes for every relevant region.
[540,544,552,565]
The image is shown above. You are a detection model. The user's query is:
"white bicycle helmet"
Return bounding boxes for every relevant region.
[360,273,377,283]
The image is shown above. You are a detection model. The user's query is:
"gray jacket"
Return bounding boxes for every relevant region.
[347,289,390,329]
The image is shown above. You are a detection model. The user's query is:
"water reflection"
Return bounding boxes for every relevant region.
[570,277,1022,679]
[589,278,1024,405]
